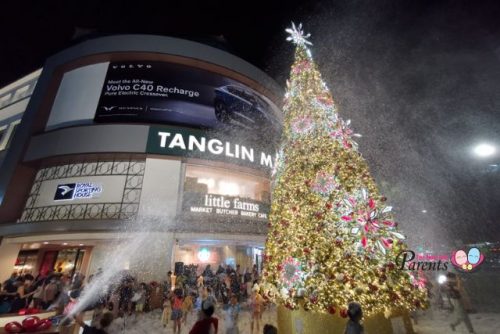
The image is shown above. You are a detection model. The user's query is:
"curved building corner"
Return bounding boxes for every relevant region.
[0,35,283,283]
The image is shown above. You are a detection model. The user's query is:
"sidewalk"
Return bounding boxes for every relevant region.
[102,303,500,333]
[413,308,500,334]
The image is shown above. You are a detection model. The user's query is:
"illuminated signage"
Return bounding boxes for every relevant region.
[182,192,269,220]
[95,61,281,136]
[54,182,102,201]
[197,248,211,262]
[147,125,275,172]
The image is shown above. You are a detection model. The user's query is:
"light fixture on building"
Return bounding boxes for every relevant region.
[43,242,49,245]
[437,274,447,285]
[197,247,211,262]
[422,210,427,213]
[62,243,68,246]
[79,244,84,246]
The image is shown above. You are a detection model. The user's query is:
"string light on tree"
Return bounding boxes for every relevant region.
[261,22,428,317]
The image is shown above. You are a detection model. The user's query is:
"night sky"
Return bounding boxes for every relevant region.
[1,0,499,248]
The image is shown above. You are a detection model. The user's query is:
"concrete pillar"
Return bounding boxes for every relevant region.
[0,240,21,282]
[138,157,182,223]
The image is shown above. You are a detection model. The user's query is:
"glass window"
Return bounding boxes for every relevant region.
[184,164,270,203]
[54,248,86,275]
[14,250,38,275]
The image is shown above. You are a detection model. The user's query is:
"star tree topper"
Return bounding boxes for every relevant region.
[286,22,313,47]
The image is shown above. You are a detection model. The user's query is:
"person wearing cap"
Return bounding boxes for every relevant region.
[344,302,364,334]
[189,299,219,334]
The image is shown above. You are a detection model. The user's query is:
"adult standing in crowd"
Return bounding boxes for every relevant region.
[447,273,476,334]
[10,277,36,313]
[190,300,218,334]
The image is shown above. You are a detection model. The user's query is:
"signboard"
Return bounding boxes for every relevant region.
[94,61,281,136]
[183,192,269,220]
[147,125,276,172]
[32,175,127,208]
[54,182,102,201]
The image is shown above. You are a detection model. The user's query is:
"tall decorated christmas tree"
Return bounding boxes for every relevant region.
[261,23,427,330]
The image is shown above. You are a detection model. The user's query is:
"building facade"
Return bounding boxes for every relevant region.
[0,35,282,283]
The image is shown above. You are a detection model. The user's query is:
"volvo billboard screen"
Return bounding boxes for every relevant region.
[94,61,282,137]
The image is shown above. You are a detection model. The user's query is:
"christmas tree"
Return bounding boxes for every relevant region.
[262,23,427,317]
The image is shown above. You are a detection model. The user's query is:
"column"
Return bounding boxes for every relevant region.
[0,239,21,282]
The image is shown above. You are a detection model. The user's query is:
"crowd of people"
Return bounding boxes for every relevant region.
[1,265,477,334]
[0,263,277,334]
[0,271,85,314]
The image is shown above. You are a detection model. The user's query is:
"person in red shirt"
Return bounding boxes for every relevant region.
[171,288,184,334]
[189,300,218,334]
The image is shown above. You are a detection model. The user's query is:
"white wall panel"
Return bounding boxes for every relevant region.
[46,63,109,130]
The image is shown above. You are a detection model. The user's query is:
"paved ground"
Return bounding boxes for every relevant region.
[413,308,500,334]
[106,303,278,334]
[102,303,500,333]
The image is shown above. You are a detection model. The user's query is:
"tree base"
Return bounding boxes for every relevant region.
[277,305,413,334]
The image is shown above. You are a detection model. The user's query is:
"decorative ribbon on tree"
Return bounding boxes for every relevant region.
[262,22,427,317]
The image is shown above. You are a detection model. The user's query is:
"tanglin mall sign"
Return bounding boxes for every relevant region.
[147,126,275,171]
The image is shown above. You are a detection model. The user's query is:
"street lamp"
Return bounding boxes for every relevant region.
[474,143,496,158]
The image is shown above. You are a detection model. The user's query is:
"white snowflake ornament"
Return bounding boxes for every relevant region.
[286,22,313,47]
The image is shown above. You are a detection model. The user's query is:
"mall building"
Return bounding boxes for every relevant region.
[0,35,283,283]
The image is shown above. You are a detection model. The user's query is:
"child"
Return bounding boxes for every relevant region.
[63,290,80,317]
[225,295,240,334]
[344,302,364,334]
[250,289,264,334]
[171,288,184,334]
[133,283,146,313]
[161,294,171,328]
[182,291,194,325]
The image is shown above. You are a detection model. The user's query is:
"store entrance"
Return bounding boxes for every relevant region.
[12,242,91,280]
[173,241,263,302]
